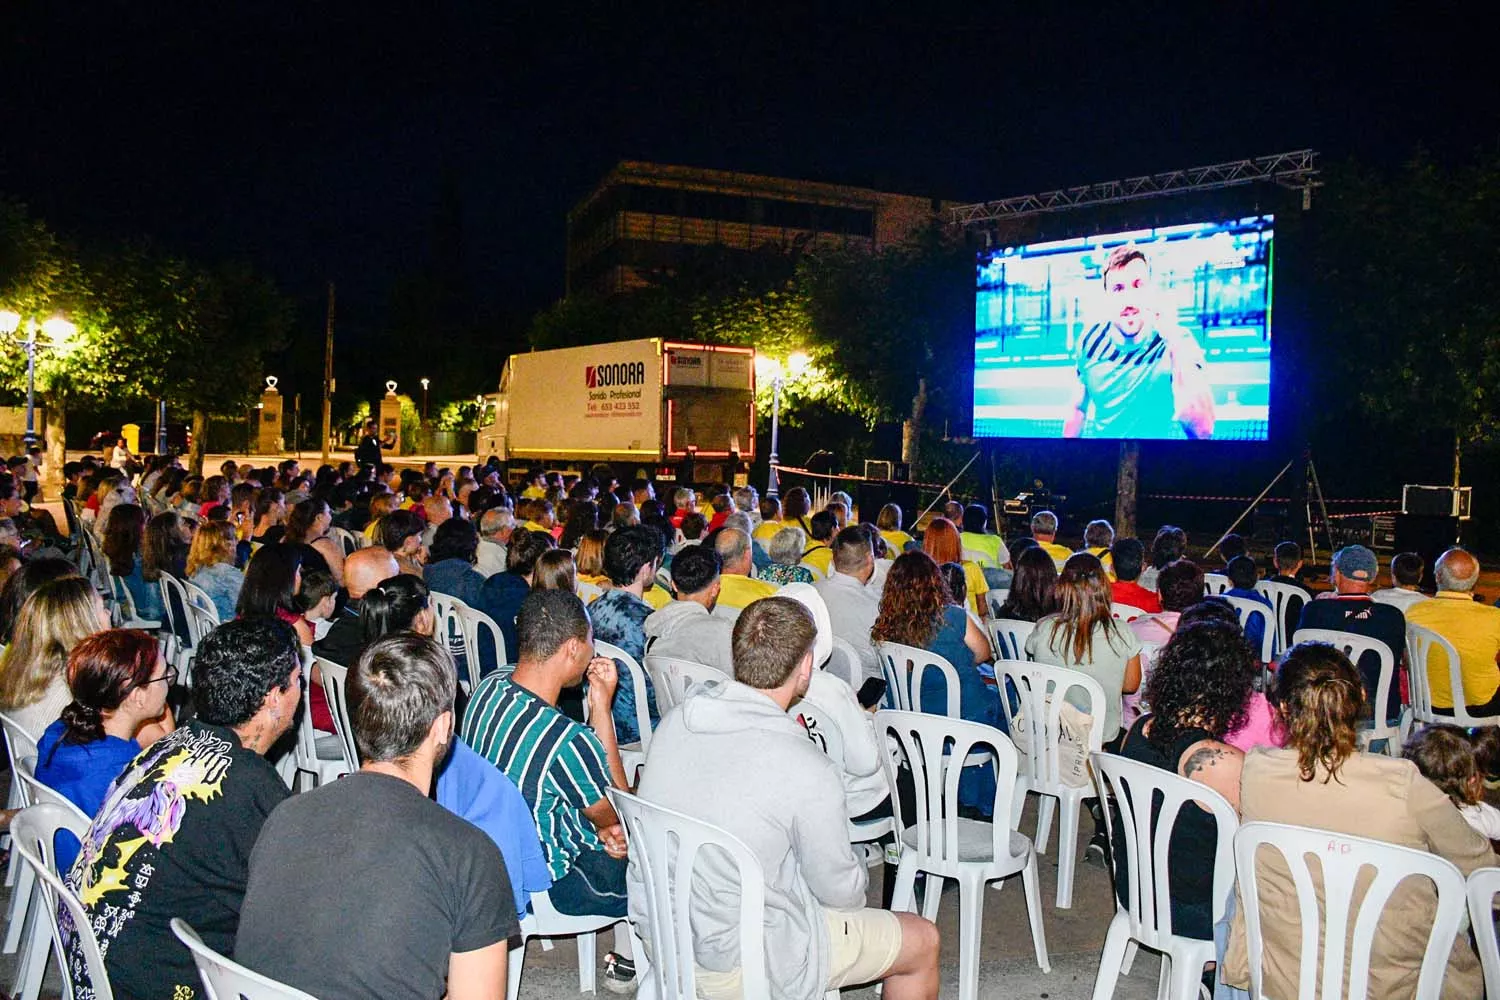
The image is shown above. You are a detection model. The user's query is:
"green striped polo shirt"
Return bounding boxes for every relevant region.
[462,675,611,880]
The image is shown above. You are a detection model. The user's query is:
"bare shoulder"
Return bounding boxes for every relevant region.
[1179,738,1243,780]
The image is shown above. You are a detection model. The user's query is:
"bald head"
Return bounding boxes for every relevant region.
[713,527,753,576]
[1435,548,1481,593]
[346,547,401,599]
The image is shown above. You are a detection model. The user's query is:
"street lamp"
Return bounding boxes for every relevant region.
[0,309,76,448]
[420,377,430,425]
[755,355,786,497]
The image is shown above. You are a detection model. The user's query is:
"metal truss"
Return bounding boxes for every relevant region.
[951,149,1321,226]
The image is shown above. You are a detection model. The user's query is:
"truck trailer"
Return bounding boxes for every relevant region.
[478,338,756,486]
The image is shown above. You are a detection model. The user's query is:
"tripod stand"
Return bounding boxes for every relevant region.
[1207,451,1334,563]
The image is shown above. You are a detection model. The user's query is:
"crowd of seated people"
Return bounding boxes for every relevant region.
[8,449,1500,1000]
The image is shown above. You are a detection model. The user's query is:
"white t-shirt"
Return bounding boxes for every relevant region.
[1461,801,1500,840]
[1371,587,1428,614]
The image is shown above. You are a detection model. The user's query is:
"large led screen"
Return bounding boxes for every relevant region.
[973,216,1273,440]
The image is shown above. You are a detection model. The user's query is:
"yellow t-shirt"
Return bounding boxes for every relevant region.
[1040,541,1073,571]
[1085,545,1117,581]
[642,585,673,611]
[752,520,783,543]
[521,486,547,499]
[715,573,779,610]
[960,531,1005,568]
[1406,592,1500,708]
[879,530,914,558]
[801,545,834,578]
[363,517,383,542]
[962,560,989,617]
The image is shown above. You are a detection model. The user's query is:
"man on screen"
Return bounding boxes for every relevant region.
[1062,245,1216,439]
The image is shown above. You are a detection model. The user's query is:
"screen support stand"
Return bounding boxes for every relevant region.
[1206,457,1295,560]
[916,450,981,524]
[1206,452,1335,564]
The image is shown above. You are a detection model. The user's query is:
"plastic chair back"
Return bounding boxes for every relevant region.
[455,601,509,680]
[1,710,40,810]
[593,640,654,752]
[874,710,1023,874]
[11,803,110,1000]
[1256,579,1313,655]
[171,918,320,1000]
[183,579,222,627]
[984,589,1011,618]
[158,572,195,653]
[1406,623,1496,726]
[1292,627,1400,751]
[1468,866,1500,1000]
[314,658,360,772]
[330,526,360,558]
[825,636,863,688]
[1234,819,1465,1000]
[642,655,725,712]
[1090,751,1238,946]
[607,789,771,1000]
[1110,603,1149,622]
[987,618,1035,661]
[15,756,93,826]
[427,590,475,689]
[876,641,959,715]
[1201,572,1230,595]
[995,662,1105,795]
[1223,595,1275,662]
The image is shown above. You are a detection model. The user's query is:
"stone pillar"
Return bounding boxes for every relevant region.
[257,377,284,455]
[379,380,403,456]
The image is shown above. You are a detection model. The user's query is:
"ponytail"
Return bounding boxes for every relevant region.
[360,574,430,644]
[59,699,106,746]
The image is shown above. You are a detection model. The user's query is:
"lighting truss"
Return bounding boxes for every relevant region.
[951,149,1321,226]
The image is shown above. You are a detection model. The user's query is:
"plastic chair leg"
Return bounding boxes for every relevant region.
[890,857,919,914]
[957,870,987,1000]
[1090,913,1131,1000]
[1035,795,1057,855]
[1020,851,1051,973]
[505,938,526,1000]
[1121,940,1138,975]
[578,928,596,993]
[1155,954,1172,1000]
[3,864,34,953]
[15,905,49,1000]
[1055,796,1082,909]
[920,874,944,923]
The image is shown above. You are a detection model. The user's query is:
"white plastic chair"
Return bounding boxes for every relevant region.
[1223,594,1275,663]
[314,658,360,774]
[1406,622,1500,729]
[291,654,349,789]
[876,710,1048,1000]
[1110,603,1149,622]
[878,641,961,715]
[994,662,1106,908]
[1202,572,1231,596]
[329,526,361,558]
[172,918,319,1000]
[10,755,90,1000]
[576,580,605,604]
[1467,866,1500,1000]
[642,654,725,713]
[790,697,895,847]
[1089,751,1238,1000]
[825,635,864,688]
[455,601,510,681]
[427,590,473,687]
[0,711,39,957]
[985,589,1011,618]
[987,617,1035,662]
[158,572,198,672]
[591,640,654,782]
[1291,628,1401,755]
[10,804,111,1000]
[1255,579,1312,656]
[1234,820,1466,1000]
[507,888,623,1000]
[109,573,162,630]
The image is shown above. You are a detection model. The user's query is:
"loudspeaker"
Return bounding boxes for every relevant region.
[1394,514,1460,592]
[857,482,919,528]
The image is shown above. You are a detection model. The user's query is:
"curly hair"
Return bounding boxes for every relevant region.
[871,551,949,648]
[1270,642,1365,783]
[1145,621,1255,747]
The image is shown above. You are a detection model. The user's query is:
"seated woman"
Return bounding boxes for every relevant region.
[1114,620,1252,942]
[532,549,578,593]
[922,516,989,619]
[142,511,193,584]
[998,545,1059,622]
[1224,643,1496,999]
[37,629,174,865]
[186,521,243,622]
[102,503,165,621]
[761,526,815,586]
[574,529,612,597]
[238,544,315,645]
[283,498,346,588]
[249,488,288,547]
[0,576,112,738]
[876,503,914,557]
[1172,599,1282,751]
[1025,552,1141,746]
[423,518,487,607]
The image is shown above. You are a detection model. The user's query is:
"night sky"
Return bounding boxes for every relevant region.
[2,4,1492,358]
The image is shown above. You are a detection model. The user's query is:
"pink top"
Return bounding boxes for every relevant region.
[1224,692,1283,751]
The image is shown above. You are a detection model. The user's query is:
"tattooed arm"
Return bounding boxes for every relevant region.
[1179,738,1244,812]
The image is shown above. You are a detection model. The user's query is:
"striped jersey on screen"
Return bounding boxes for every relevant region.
[462,675,611,880]
[1074,322,1178,438]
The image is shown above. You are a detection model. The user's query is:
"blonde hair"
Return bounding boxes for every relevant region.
[0,577,103,711]
[186,520,237,577]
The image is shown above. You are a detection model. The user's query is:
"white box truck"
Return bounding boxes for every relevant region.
[478,338,756,484]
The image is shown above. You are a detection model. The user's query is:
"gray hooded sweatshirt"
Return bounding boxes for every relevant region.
[631,680,868,1000]
[641,600,736,676]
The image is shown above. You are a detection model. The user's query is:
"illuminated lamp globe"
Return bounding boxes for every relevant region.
[0,310,20,336]
[787,351,811,376]
[42,316,77,346]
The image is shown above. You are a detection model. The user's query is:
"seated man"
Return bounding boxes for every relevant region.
[478,526,554,663]
[1030,510,1073,570]
[64,618,301,999]
[1224,555,1273,657]
[475,506,515,578]
[712,527,779,609]
[815,524,883,682]
[1407,548,1500,717]
[1372,550,1429,613]
[1109,538,1163,613]
[589,524,664,742]
[643,543,736,675]
[462,590,638,988]
[1081,519,1116,578]
[1266,539,1308,625]
[959,504,1011,588]
[236,634,517,999]
[635,598,940,999]
[1297,544,1406,727]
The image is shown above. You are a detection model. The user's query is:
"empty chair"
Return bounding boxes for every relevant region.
[1466,867,1500,999]
[987,618,1035,661]
[1406,623,1500,728]
[172,918,319,1000]
[1089,752,1238,1000]
[1256,579,1313,656]
[995,662,1106,908]
[10,804,111,1000]
[642,654,725,712]
[1202,572,1230,596]
[1233,820,1468,1000]
[877,710,1048,1000]
[1291,628,1400,754]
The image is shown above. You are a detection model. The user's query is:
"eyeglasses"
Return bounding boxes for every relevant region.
[140,665,178,688]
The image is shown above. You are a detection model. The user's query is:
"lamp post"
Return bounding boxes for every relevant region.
[0,309,76,448]
[420,377,430,425]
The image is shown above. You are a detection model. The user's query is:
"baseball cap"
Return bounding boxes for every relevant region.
[1333,545,1378,583]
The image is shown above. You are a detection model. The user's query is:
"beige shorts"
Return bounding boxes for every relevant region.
[695,907,904,999]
